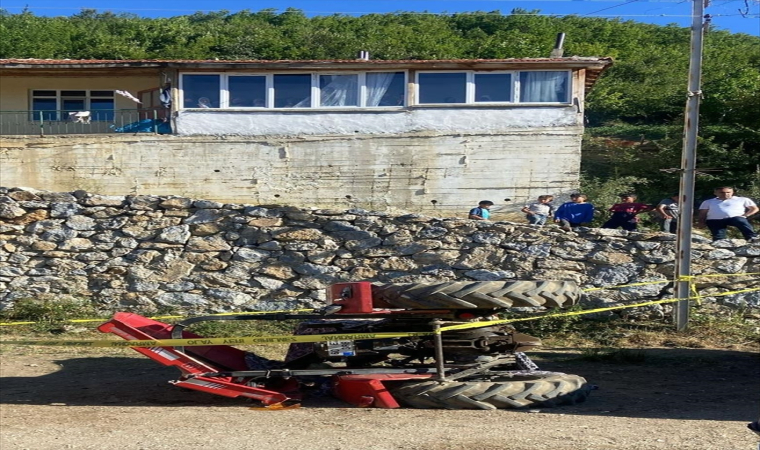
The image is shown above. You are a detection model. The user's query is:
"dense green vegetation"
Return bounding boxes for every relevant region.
[1,8,759,207]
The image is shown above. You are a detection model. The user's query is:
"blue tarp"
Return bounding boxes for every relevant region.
[112,119,171,134]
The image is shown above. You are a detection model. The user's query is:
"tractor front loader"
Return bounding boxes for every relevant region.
[99,280,594,409]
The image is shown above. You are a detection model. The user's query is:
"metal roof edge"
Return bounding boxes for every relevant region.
[0,57,613,70]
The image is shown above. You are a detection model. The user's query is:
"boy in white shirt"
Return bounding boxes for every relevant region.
[521,195,554,226]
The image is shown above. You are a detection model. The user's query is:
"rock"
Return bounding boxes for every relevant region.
[184,209,229,224]
[193,200,225,209]
[0,199,26,219]
[156,225,192,244]
[49,202,81,218]
[160,197,194,209]
[272,228,324,241]
[82,195,126,207]
[65,216,97,231]
[233,247,270,262]
[464,269,516,281]
[293,263,341,276]
[0,189,756,316]
[186,235,232,251]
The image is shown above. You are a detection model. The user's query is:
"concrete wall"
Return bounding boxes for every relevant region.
[175,105,579,136]
[0,125,582,217]
[1,188,757,317]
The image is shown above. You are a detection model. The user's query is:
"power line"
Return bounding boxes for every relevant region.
[582,0,641,16]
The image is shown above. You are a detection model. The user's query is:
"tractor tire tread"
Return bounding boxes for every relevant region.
[388,373,591,409]
[372,281,580,310]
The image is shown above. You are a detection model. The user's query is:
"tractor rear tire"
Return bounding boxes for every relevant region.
[372,281,580,310]
[388,372,591,410]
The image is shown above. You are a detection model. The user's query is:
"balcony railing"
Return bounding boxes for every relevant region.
[0,109,171,136]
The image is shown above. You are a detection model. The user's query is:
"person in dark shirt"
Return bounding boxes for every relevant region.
[602,193,652,231]
[655,193,680,233]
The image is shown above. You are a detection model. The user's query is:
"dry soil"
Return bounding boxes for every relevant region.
[1,344,759,450]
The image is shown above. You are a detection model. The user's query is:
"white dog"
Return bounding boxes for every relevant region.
[69,111,91,124]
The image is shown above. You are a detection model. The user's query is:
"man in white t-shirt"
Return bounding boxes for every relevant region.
[697,186,758,241]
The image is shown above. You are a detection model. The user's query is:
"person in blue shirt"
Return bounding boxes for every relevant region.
[554,193,595,231]
[469,200,494,220]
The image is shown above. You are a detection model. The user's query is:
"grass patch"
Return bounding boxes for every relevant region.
[0,295,106,334]
[184,318,311,361]
[2,295,757,357]
[513,305,760,351]
[186,318,301,338]
[0,295,305,339]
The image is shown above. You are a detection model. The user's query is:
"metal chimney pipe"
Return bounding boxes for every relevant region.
[550,33,566,58]
[357,50,370,60]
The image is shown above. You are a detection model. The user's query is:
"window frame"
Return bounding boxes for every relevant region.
[416,71,469,105]
[473,72,515,104]
[29,89,116,121]
[226,73,268,108]
[516,70,572,104]
[179,71,409,110]
[179,69,572,109]
[415,70,572,105]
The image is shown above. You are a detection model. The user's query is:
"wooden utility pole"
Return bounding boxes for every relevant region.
[675,0,709,331]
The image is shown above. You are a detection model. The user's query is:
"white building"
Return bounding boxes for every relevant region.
[0,57,612,216]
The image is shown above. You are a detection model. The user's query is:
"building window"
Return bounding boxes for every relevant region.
[274,74,312,108]
[519,71,569,103]
[180,71,407,109]
[367,72,405,106]
[31,90,57,121]
[418,73,467,104]
[319,74,358,107]
[416,70,570,104]
[30,90,115,121]
[182,74,220,108]
[89,91,116,121]
[229,75,266,107]
[475,73,512,103]
[180,70,571,108]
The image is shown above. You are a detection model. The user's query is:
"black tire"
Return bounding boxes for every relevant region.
[388,372,591,410]
[372,281,580,310]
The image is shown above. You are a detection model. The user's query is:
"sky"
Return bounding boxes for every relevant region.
[3,0,759,36]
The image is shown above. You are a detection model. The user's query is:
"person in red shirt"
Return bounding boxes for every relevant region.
[602,193,653,231]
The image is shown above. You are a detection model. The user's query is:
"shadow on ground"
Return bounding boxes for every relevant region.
[0,356,248,407]
[531,347,760,422]
[1,347,757,420]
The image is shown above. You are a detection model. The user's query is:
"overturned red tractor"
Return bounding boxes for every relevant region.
[99,280,593,409]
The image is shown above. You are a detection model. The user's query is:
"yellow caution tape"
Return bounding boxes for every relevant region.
[4,286,758,347]
[439,286,760,333]
[1,272,757,328]
[0,331,433,348]
[0,309,315,327]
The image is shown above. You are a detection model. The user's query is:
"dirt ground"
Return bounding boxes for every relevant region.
[1,344,759,450]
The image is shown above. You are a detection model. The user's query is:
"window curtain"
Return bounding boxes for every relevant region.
[365,73,395,107]
[520,72,568,103]
[319,75,359,107]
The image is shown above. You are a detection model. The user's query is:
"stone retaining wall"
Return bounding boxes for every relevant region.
[1,187,758,316]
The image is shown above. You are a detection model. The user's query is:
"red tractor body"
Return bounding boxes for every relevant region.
[99,280,592,409]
